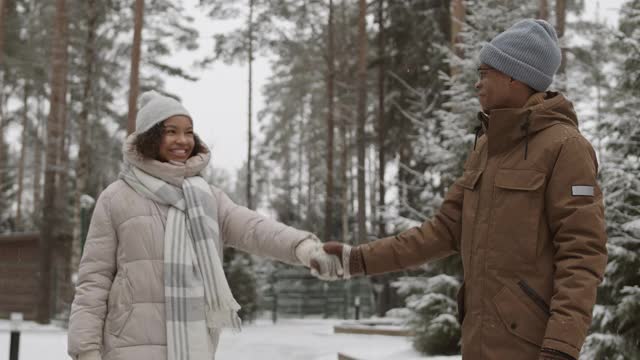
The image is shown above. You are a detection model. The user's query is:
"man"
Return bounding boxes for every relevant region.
[312,19,607,360]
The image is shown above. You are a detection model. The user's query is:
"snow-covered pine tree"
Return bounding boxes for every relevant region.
[582,1,640,358]
[392,272,462,355]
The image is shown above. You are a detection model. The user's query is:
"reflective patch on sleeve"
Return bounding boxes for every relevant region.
[572,185,594,196]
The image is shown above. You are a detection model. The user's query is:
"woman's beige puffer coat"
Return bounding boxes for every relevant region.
[67,148,313,360]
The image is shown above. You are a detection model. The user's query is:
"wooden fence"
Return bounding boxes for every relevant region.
[0,233,40,320]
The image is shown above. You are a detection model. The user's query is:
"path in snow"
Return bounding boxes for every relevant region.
[0,318,462,360]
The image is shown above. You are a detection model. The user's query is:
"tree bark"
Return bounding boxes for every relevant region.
[376,0,386,238]
[246,0,255,209]
[374,0,392,318]
[0,0,7,211]
[538,0,549,20]
[16,83,30,230]
[324,0,335,241]
[297,101,304,217]
[340,118,349,244]
[33,97,44,222]
[338,0,350,245]
[71,0,98,275]
[127,0,144,135]
[54,0,72,312]
[368,146,377,233]
[307,124,313,218]
[356,0,368,244]
[39,0,68,324]
[555,0,567,87]
[450,0,465,74]
[0,0,5,79]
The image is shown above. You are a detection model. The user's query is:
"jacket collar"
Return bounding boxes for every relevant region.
[476,92,579,157]
[122,133,211,187]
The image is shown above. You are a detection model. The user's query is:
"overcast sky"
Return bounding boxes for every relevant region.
[164,0,627,181]
[163,2,269,181]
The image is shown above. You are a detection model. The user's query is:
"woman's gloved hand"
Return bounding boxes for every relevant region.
[77,350,102,360]
[295,237,343,280]
[311,241,366,280]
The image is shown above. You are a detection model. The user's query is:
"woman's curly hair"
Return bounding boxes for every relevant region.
[133,120,205,161]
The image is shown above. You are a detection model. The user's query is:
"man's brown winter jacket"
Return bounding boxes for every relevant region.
[359,92,607,359]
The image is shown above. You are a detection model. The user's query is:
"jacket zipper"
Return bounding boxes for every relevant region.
[517,280,551,317]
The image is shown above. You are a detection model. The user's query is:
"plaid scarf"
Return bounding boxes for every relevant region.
[121,163,241,360]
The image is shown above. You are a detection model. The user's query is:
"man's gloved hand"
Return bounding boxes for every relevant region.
[539,348,575,360]
[310,241,366,280]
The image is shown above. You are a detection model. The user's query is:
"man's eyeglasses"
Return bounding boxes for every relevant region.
[477,67,497,81]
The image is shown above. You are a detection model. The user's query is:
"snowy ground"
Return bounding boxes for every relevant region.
[0,318,461,360]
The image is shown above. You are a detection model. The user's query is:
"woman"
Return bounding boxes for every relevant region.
[67,91,342,360]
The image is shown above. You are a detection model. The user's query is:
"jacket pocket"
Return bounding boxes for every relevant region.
[517,280,550,318]
[106,269,133,337]
[458,169,482,190]
[458,169,483,271]
[491,169,545,267]
[493,285,547,348]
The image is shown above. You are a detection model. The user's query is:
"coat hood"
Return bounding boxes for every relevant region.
[477,92,579,158]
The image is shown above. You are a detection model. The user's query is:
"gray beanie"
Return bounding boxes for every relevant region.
[479,19,561,92]
[135,90,191,133]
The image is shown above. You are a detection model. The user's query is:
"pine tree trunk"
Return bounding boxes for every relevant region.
[297,102,304,216]
[339,92,349,244]
[340,115,349,244]
[0,0,7,213]
[555,0,567,88]
[338,0,349,244]
[283,110,292,214]
[372,21,392,314]
[54,0,73,312]
[368,147,377,233]
[356,0,368,244]
[450,0,465,74]
[324,0,335,241]
[16,83,30,231]
[246,0,254,209]
[307,133,313,218]
[377,0,386,238]
[56,112,73,314]
[71,0,98,275]
[33,98,44,222]
[398,140,409,217]
[538,0,549,20]
[0,0,4,79]
[127,0,144,135]
[39,0,68,324]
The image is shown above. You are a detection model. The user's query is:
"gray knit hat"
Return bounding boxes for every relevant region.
[135,90,191,133]
[479,19,561,92]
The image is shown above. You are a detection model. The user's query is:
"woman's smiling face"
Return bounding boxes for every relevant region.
[157,115,195,163]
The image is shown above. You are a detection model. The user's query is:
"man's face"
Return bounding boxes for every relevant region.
[474,65,513,114]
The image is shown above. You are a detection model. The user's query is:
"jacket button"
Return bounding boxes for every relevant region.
[510,322,518,330]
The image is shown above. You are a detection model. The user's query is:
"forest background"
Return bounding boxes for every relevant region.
[0,0,637,358]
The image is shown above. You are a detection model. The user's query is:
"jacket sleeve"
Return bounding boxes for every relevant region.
[542,136,608,359]
[359,176,464,275]
[213,187,314,265]
[68,193,118,358]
